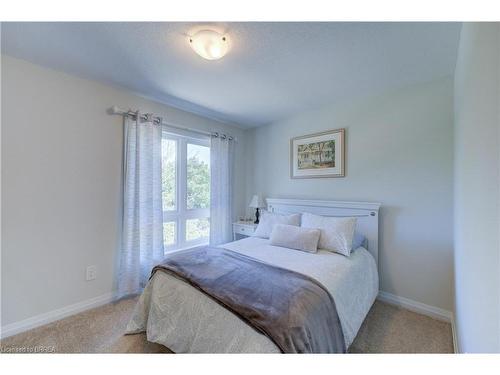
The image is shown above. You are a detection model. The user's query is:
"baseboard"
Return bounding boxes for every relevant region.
[451,314,460,353]
[1,292,116,339]
[1,289,459,349]
[377,290,453,322]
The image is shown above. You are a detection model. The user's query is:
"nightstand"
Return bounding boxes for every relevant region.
[232,221,258,241]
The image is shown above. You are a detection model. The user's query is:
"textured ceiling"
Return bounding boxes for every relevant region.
[1,22,461,128]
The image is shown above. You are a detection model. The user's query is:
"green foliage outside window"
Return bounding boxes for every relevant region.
[161,140,211,248]
[187,155,210,209]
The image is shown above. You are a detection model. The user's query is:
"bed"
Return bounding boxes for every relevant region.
[126,198,381,353]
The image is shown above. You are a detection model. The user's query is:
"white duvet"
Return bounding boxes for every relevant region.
[126,237,379,353]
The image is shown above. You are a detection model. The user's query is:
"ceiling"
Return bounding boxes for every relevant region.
[1,22,461,128]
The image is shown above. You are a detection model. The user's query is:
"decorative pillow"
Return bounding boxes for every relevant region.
[301,212,357,256]
[270,224,321,253]
[352,232,367,250]
[253,211,301,239]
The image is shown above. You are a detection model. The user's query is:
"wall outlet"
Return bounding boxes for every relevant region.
[86,265,97,281]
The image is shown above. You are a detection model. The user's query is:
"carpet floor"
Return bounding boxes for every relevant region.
[0,298,453,353]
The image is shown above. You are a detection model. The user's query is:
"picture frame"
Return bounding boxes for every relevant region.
[290,128,345,178]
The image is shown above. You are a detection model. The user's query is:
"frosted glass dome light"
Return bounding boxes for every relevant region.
[189,30,230,60]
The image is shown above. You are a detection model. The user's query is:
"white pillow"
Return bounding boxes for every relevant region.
[270,224,320,253]
[253,211,301,239]
[301,212,357,256]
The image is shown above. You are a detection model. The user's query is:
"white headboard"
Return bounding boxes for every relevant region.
[266,198,381,264]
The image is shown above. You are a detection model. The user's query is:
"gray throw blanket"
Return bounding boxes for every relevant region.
[151,246,345,353]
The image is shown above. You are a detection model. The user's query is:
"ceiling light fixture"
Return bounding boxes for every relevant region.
[189,30,229,60]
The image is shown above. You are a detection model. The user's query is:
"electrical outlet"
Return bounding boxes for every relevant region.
[86,265,97,281]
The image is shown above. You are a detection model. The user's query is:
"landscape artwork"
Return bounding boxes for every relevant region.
[297,140,336,169]
[290,128,345,178]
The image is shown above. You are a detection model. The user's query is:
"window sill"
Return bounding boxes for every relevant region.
[164,242,209,256]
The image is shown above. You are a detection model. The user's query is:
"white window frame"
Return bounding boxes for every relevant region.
[162,130,210,253]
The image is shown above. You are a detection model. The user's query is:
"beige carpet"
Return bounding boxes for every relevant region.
[0,298,453,353]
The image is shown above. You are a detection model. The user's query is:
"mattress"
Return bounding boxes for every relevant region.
[126,237,379,353]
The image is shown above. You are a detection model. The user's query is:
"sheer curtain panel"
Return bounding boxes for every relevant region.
[209,135,234,246]
[118,114,164,297]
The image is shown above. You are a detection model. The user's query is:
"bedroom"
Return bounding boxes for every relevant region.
[1,0,500,373]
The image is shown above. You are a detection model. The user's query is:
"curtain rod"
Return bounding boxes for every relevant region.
[108,105,234,141]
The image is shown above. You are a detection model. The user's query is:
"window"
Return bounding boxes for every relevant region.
[161,132,210,252]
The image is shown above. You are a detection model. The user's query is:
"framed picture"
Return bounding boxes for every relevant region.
[290,128,345,178]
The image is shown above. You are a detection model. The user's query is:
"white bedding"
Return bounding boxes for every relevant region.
[126,237,379,353]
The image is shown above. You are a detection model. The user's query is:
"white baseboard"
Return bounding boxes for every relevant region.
[377,290,453,322]
[451,314,460,353]
[1,289,459,351]
[1,292,116,339]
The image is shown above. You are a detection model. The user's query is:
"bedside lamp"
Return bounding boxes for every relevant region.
[249,195,265,224]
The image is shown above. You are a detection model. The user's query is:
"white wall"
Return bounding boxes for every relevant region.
[245,78,454,312]
[453,23,500,353]
[0,55,247,328]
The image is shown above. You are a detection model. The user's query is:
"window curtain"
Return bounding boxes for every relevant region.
[209,135,234,246]
[118,113,164,297]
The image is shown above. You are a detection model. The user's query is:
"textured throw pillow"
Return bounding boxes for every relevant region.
[270,224,321,253]
[253,211,301,239]
[301,212,357,256]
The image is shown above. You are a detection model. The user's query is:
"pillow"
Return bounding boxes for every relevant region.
[270,224,321,253]
[253,211,301,239]
[301,212,357,256]
[352,232,367,250]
